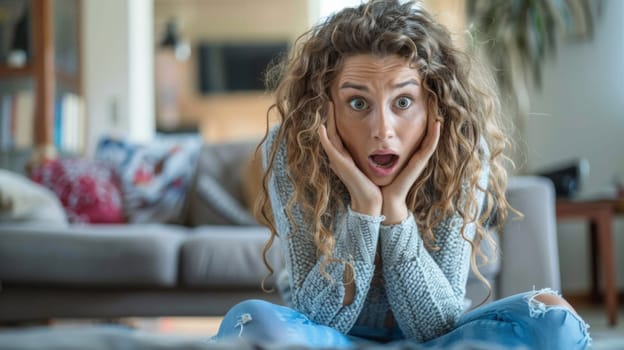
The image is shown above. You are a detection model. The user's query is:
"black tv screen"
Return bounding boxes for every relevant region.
[197,42,289,94]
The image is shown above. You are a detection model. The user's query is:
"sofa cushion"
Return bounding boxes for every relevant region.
[0,224,187,287]
[194,174,256,225]
[186,140,259,226]
[180,226,283,288]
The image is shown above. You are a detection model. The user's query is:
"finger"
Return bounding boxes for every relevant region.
[319,114,354,180]
[318,103,337,154]
[325,102,344,151]
[318,124,334,156]
[428,110,441,140]
[421,120,441,158]
[413,114,441,158]
[402,120,440,178]
[425,120,442,157]
[319,122,343,163]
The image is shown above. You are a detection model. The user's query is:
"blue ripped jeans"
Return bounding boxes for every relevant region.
[211,289,591,349]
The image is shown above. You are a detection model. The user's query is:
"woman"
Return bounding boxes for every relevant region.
[212,1,591,348]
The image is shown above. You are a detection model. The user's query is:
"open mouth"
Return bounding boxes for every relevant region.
[369,154,399,169]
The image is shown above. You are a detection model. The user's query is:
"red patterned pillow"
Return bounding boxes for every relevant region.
[30,158,125,224]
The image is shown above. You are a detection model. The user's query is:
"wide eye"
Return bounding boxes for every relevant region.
[395,96,413,110]
[348,97,369,111]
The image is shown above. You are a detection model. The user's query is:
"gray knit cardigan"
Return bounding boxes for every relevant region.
[263,126,489,342]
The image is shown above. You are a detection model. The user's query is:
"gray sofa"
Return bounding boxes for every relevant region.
[0,140,560,322]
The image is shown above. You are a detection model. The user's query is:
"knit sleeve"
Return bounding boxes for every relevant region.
[379,153,490,342]
[263,127,382,334]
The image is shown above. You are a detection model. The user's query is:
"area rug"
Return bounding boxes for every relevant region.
[0,325,524,350]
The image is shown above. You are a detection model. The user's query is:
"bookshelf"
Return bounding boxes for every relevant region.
[0,0,83,170]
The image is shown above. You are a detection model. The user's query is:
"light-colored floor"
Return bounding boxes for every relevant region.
[574,305,624,349]
[46,304,624,347]
[128,316,223,336]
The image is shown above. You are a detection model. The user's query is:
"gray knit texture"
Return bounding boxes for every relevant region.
[263,126,489,342]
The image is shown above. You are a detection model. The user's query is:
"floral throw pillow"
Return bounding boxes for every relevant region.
[96,135,200,223]
[29,158,125,224]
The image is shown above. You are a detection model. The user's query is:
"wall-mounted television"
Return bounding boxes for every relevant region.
[197,42,289,94]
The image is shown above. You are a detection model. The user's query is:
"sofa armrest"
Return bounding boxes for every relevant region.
[499,176,561,297]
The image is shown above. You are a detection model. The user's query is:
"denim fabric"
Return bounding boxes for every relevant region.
[211,289,591,349]
[421,289,591,349]
[210,300,353,348]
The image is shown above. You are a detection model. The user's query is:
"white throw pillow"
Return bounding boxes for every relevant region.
[0,169,68,226]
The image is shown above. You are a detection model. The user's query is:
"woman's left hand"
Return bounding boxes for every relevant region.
[381,116,441,224]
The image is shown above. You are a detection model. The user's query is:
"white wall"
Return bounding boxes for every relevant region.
[82,0,154,154]
[526,0,624,293]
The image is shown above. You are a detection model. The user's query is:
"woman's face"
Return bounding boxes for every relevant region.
[330,54,429,187]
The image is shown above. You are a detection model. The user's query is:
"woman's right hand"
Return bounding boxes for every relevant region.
[318,102,382,216]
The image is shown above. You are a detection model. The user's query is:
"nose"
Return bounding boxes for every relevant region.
[371,107,395,141]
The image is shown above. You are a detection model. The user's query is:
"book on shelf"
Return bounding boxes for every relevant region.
[13,90,34,149]
[0,90,35,150]
[0,94,13,150]
[0,91,85,154]
[54,92,85,153]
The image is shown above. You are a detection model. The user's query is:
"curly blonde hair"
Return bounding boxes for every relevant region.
[258,0,516,299]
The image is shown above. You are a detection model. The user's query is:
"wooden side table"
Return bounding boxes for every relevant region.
[556,199,620,326]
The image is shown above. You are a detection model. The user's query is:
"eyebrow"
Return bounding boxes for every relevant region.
[339,79,420,91]
[339,82,369,91]
[393,79,420,89]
